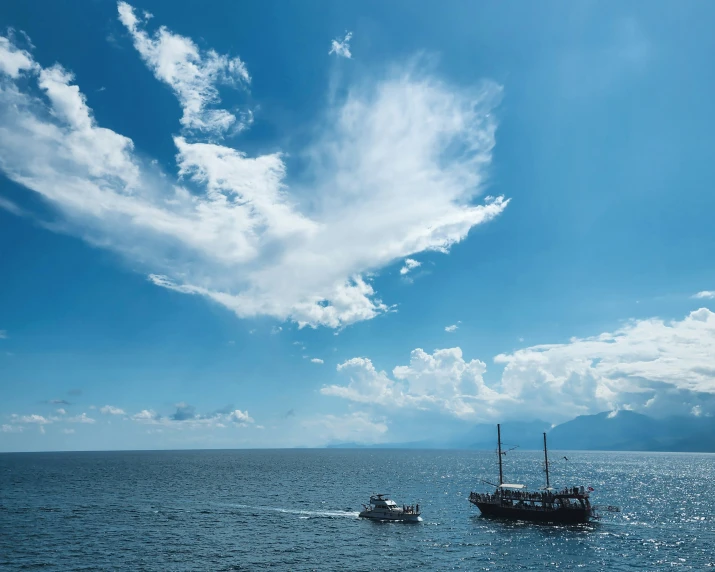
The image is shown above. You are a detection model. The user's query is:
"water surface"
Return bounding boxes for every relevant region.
[1,449,713,570]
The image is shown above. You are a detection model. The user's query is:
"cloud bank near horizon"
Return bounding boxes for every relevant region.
[323,308,715,425]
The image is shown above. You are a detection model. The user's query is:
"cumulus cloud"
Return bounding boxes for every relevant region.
[322,348,510,420]
[117,2,250,135]
[56,408,66,415]
[228,409,254,425]
[445,324,458,333]
[399,258,421,275]
[693,291,715,299]
[323,309,715,423]
[495,307,715,420]
[329,32,353,59]
[132,409,160,421]
[100,405,126,415]
[0,22,507,329]
[310,358,324,364]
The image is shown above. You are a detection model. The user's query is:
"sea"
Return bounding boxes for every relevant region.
[0,449,713,571]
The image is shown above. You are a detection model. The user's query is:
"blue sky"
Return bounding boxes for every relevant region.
[1,1,715,451]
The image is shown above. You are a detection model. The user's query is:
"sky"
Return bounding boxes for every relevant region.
[1,0,715,451]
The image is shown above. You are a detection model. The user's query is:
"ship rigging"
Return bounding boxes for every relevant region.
[469,424,620,524]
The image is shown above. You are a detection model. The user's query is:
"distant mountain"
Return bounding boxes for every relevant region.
[325,440,436,449]
[326,420,551,450]
[547,410,715,452]
[325,411,715,452]
[459,420,552,450]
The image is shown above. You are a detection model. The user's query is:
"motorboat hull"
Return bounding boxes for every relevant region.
[471,500,592,524]
[359,510,420,522]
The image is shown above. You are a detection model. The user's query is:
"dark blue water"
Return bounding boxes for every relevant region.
[1,449,713,570]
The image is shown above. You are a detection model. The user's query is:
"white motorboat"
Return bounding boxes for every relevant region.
[358,494,421,522]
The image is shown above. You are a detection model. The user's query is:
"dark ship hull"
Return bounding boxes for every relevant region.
[471,500,592,524]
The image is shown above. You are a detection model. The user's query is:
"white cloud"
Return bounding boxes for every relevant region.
[100,405,126,415]
[228,409,254,425]
[66,413,96,424]
[0,36,36,78]
[55,408,66,415]
[399,258,421,275]
[130,406,254,429]
[13,414,51,424]
[444,324,458,333]
[117,2,250,135]
[0,26,507,329]
[323,308,715,422]
[323,348,509,420]
[329,32,353,59]
[693,291,715,299]
[1,424,23,433]
[63,428,75,434]
[310,358,324,364]
[131,409,159,421]
[494,307,715,420]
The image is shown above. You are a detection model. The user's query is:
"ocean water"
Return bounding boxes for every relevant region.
[0,449,713,571]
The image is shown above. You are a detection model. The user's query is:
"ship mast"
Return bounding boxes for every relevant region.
[543,432,550,489]
[497,423,504,486]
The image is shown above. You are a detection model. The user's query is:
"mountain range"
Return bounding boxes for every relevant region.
[327,411,715,452]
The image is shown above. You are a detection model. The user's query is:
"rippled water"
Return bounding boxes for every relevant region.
[1,449,713,570]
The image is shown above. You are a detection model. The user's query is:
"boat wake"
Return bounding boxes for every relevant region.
[218,502,359,520]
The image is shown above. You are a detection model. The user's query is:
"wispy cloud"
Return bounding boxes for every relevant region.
[0,16,507,329]
[0,329,6,339]
[310,358,324,364]
[399,258,421,276]
[0,196,24,216]
[66,413,96,424]
[693,291,715,299]
[329,32,353,59]
[117,2,251,135]
[1,424,23,433]
[444,324,458,333]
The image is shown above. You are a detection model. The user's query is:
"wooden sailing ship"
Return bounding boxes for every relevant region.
[469,424,618,524]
